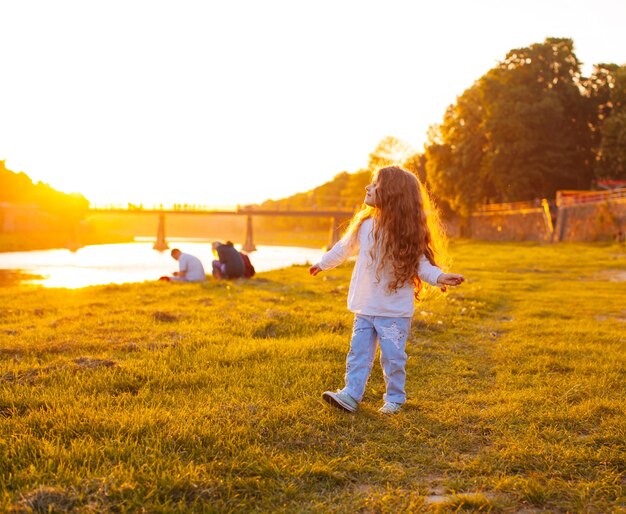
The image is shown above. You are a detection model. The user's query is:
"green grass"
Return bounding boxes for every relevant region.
[0,241,624,513]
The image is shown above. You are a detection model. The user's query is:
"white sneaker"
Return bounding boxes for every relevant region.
[379,401,402,414]
[322,390,358,413]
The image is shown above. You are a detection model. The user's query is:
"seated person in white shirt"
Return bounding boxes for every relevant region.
[160,248,206,282]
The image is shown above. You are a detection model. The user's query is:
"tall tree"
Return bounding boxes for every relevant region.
[402,152,427,184]
[338,136,415,208]
[425,85,488,216]
[595,65,626,179]
[480,38,593,199]
[425,38,598,213]
[584,63,619,171]
[367,136,414,174]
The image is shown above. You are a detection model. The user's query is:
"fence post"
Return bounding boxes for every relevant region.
[552,192,566,243]
[553,214,561,243]
[541,199,554,241]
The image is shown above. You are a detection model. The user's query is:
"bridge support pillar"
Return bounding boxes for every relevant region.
[327,217,342,250]
[242,215,256,252]
[66,219,82,252]
[153,213,169,251]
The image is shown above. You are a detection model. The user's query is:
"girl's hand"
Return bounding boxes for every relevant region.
[437,273,464,290]
[309,264,322,276]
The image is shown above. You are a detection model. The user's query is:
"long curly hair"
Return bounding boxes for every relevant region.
[344,166,445,297]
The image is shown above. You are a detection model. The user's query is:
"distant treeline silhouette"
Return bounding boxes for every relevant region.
[0,160,88,216]
[0,161,124,251]
[256,38,626,231]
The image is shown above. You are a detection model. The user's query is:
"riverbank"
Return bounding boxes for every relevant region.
[0,232,133,253]
[1,242,624,512]
[0,269,44,287]
[0,230,329,253]
[0,242,326,288]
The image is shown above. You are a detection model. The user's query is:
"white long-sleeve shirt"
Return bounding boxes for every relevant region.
[318,218,443,317]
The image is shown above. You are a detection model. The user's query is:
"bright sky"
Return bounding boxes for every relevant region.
[1,0,625,208]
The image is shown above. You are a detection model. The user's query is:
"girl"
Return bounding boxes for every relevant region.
[310,166,464,414]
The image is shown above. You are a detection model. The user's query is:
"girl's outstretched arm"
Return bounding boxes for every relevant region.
[310,232,359,277]
[417,256,464,291]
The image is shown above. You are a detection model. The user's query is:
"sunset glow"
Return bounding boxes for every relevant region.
[1,0,625,207]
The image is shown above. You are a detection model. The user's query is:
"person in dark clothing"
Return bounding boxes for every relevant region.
[211,241,245,279]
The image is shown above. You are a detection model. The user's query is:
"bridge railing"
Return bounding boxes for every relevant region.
[89,204,357,216]
[89,203,238,212]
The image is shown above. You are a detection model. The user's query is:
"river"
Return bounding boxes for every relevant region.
[0,239,325,288]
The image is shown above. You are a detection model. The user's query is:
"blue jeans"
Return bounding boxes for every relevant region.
[340,314,412,405]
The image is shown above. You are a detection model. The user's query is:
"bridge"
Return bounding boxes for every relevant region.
[88,205,357,252]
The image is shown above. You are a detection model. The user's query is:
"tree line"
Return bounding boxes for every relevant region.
[257,38,625,230]
[0,161,92,250]
[426,37,625,217]
[0,160,89,218]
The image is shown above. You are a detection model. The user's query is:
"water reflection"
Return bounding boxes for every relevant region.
[0,241,324,288]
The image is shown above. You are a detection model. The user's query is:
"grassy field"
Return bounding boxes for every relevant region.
[0,242,624,513]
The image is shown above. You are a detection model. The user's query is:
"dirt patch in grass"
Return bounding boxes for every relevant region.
[0,347,24,360]
[0,399,48,418]
[146,341,179,351]
[74,357,117,369]
[1,364,65,385]
[589,269,626,282]
[424,492,498,509]
[48,315,83,328]
[15,486,81,513]
[152,311,182,322]
[1,357,116,384]
[595,312,626,323]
